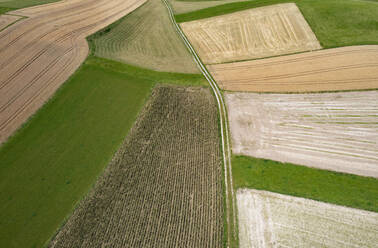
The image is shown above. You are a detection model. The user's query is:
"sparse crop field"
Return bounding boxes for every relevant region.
[237,189,378,248]
[180,3,321,64]
[226,91,378,178]
[209,45,378,92]
[0,0,146,144]
[49,85,224,248]
[92,0,199,73]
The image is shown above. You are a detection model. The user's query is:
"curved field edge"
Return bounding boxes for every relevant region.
[232,155,378,213]
[0,55,207,248]
[175,0,378,48]
[0,0,60,11]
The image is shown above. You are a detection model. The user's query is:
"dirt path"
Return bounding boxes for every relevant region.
[0,0,146,144]
[209,45,378,92]
[226,91,378,178]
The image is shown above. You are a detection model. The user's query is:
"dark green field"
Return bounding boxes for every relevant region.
[0,56,206,248]
[233,155,378,213]
[0,0,58,11]
[176,0,378,48]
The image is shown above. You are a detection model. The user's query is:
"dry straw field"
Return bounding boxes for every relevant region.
[180,3,321,64]
[0,0,146,144]
[49,85,224,248]
[0,14,21,30]
[237,189,378,248]
[226,91,378,178]
[93,0,198,73]
[209,45,378,92]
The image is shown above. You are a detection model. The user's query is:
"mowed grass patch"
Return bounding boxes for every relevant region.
[232,155,378,212]
[176,0,378,48]
[0,56,206,248]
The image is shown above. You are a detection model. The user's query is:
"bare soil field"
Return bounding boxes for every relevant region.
[49,85,224,248]
[0,0,146,144]
[237,189,378,248]
[0,14,20,30]
[92,0,198,73]
[180,3,321,64]
[209,45,378,92]
[226,91,378,178]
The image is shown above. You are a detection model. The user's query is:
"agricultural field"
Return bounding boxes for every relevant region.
[0,0,59,10]
[181,3,321,64]
[225,91,378,178]
[176,0,378,48]
[0,0,146,144]
[91,0,198,73]
[209,45,378,92]
[237,189,378,248]
[169,0,246,14]
[0,14,21,30]
[49,85,224,248]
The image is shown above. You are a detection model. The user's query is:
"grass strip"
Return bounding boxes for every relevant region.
[175,0,378,48]
[0,55,206,248]
[233,155,378,212]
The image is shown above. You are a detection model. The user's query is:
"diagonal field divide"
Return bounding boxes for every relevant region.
[161,0,237,246]
[0,0,146,144]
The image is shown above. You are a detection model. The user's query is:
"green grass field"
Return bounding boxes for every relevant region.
[176,0,378,48]
[233,155,378,213]
[0,0,58,11]
[0,56,206,248]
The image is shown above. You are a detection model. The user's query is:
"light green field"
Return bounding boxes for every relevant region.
[233,155,378,213]
[176,0,378,48]
[0,55,206,248]
[91,0,199,73]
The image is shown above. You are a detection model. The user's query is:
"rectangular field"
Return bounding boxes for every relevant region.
[208,45,378,92]
[226,91,378,178]
[237,189,378,248]
[49,85,224,247]
[180,3,321,64]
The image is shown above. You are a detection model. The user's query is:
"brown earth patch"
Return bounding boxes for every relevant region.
[0,14,21,31]
[180,3,321,64]
[209,45,378,92]
[0,0,146,144]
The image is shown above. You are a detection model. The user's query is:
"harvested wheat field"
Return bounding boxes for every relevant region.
[226,91,378,178]
[49,85,224,248]
[209,45,378,92]
[0,0,145,144]
[180,3,321,64]
[237,189,378,248]
[0,14,21,30]
[92,0,198,73]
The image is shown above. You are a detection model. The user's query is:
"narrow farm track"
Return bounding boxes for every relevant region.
[0,0,146,144]
[49,86,224,247]
[162,0,237,246]
[209,45,378,92]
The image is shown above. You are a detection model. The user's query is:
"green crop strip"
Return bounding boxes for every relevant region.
[233,155,378,213]
[175,0,378,48]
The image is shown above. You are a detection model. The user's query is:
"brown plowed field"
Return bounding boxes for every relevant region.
[0,14,21,31]
[226,91,378,178]
[180,3,321,64]
[209,45,378,92]
[49,85,224,247]
[0,0,146,144]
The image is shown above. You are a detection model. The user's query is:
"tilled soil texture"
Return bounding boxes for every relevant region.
[0,0,146,144]
[226,91,378,178]
[0,14,21,30]
[92,0,198,74]
[49,85,224,248]
[237,189,378,248]
[209,45,378,92]
[180,3,320,64]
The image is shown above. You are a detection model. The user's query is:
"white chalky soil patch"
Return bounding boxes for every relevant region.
[237,189,378,248]
[226,91,378,178]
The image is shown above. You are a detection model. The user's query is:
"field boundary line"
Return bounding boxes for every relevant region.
[161,0,237,246]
